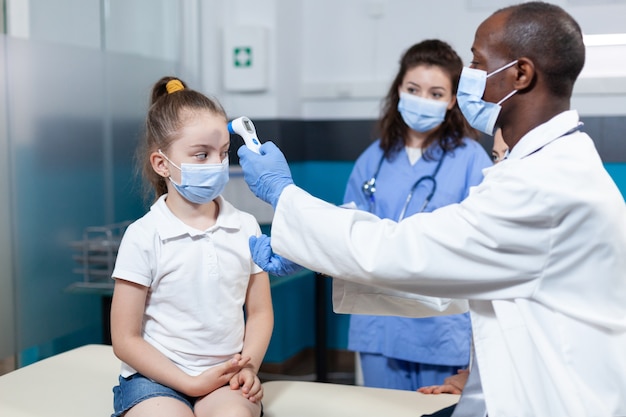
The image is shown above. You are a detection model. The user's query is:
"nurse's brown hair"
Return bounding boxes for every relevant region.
[378,39,478,160]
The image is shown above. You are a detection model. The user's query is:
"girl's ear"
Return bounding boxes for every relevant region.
[150,151,169,178]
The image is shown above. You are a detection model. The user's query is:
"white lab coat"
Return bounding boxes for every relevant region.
[271,111,626,417]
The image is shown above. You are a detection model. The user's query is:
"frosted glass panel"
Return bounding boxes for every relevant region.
[0,35,16,359]
[28,0,101,49]
[4,35,177,353]
[105,52,185,221]
[7,37,107,348]
[23,0,182,60]
[105,0,180,60]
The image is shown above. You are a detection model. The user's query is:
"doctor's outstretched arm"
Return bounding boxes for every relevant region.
[238,143,468,317]
[237,143,542,301]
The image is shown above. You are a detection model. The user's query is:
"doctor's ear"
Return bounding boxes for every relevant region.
[512,57,535,91]
[150,151,169,178]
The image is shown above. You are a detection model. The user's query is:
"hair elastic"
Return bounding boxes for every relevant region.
[166,79,184,94]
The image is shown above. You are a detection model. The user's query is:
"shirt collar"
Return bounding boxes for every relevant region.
[152,194,242,241]
[506,110,580,161]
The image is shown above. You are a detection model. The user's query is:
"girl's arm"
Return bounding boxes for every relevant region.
[111,278,246,397]
[240,271,274,373]
[230,270,273,401]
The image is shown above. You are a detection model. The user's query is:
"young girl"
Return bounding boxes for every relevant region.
[110,76,273,417]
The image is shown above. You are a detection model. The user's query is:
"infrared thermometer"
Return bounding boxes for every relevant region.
[228,116,262,154]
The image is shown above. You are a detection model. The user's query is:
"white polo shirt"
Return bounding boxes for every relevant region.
[112,194,263,377]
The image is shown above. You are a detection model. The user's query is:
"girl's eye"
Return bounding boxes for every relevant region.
[195,152,208,160]
[406,87,417,94]
[432,92,443,99]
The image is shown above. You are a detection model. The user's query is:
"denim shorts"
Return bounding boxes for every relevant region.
[112,373,194,417]
[111,373,263,417]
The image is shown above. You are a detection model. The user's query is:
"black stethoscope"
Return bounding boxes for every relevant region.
[362,150,447,220]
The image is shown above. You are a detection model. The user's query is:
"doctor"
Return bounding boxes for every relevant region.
[239,2,626,417]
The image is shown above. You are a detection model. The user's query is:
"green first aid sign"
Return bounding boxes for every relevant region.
[223,26,267,91]
[233,47,252,67]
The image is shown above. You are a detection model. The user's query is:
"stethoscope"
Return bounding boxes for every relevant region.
[362,150,447,221]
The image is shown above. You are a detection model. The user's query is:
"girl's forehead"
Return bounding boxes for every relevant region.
[172,113,229,147]
[180,108,225,123]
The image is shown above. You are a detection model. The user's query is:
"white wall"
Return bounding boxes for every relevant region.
[202,0,626,120]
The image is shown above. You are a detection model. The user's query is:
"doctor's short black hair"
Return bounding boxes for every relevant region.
[496,1,585,98]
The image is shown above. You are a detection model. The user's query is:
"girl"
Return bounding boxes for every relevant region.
[110,76,273,417]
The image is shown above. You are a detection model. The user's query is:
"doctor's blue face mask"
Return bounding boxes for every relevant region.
[456,60,518,135]
[397,92,449,133]
[158,150,229,204]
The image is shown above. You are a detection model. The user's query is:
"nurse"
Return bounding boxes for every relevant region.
[239,2,626,416]
[490,129,508,164]
[343,39,491,391]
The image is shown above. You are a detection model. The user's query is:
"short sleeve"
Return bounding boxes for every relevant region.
[112,221,155,287]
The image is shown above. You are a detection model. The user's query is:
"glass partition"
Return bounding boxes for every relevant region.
[4,35,178,358]
[0,0,189,362]
[0,35,16,360]
[25,0,181,60]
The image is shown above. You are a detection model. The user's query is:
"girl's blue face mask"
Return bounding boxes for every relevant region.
[456,60,518,135]
[397,92,449,133]
[159,150,229,204]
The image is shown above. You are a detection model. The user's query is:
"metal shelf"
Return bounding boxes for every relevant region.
[68,221,131,289]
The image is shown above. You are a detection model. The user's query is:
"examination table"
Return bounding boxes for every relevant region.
[0,344,459,416]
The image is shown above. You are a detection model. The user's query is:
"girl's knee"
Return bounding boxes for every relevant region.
[194,387,261,417]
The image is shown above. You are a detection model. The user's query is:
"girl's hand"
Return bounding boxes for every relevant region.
[188,354,251,397]
[230,367,263,403]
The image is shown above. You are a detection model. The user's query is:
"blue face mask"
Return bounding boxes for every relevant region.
[397,92,449,133]
[456,60,518,135]
[159,150,229,204]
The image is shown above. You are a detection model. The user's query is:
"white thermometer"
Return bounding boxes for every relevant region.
[228,116,262,154]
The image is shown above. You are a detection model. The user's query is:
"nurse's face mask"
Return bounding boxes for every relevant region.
[397,92,449,133]
[456,60,518,135]
[158,150,229,204]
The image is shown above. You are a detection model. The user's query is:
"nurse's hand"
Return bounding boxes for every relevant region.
[237,142,294,209]
[417,368,468,395]
[249,234,304,277]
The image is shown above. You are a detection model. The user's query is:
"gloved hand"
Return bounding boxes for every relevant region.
[249,234,304,277]
[237,142,294,209]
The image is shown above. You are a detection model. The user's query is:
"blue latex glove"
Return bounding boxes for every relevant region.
[237,142,294,209]
[249,234,304,277]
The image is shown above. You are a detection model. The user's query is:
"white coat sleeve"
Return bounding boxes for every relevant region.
[332,278,469,317]
[271,177,549,301]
